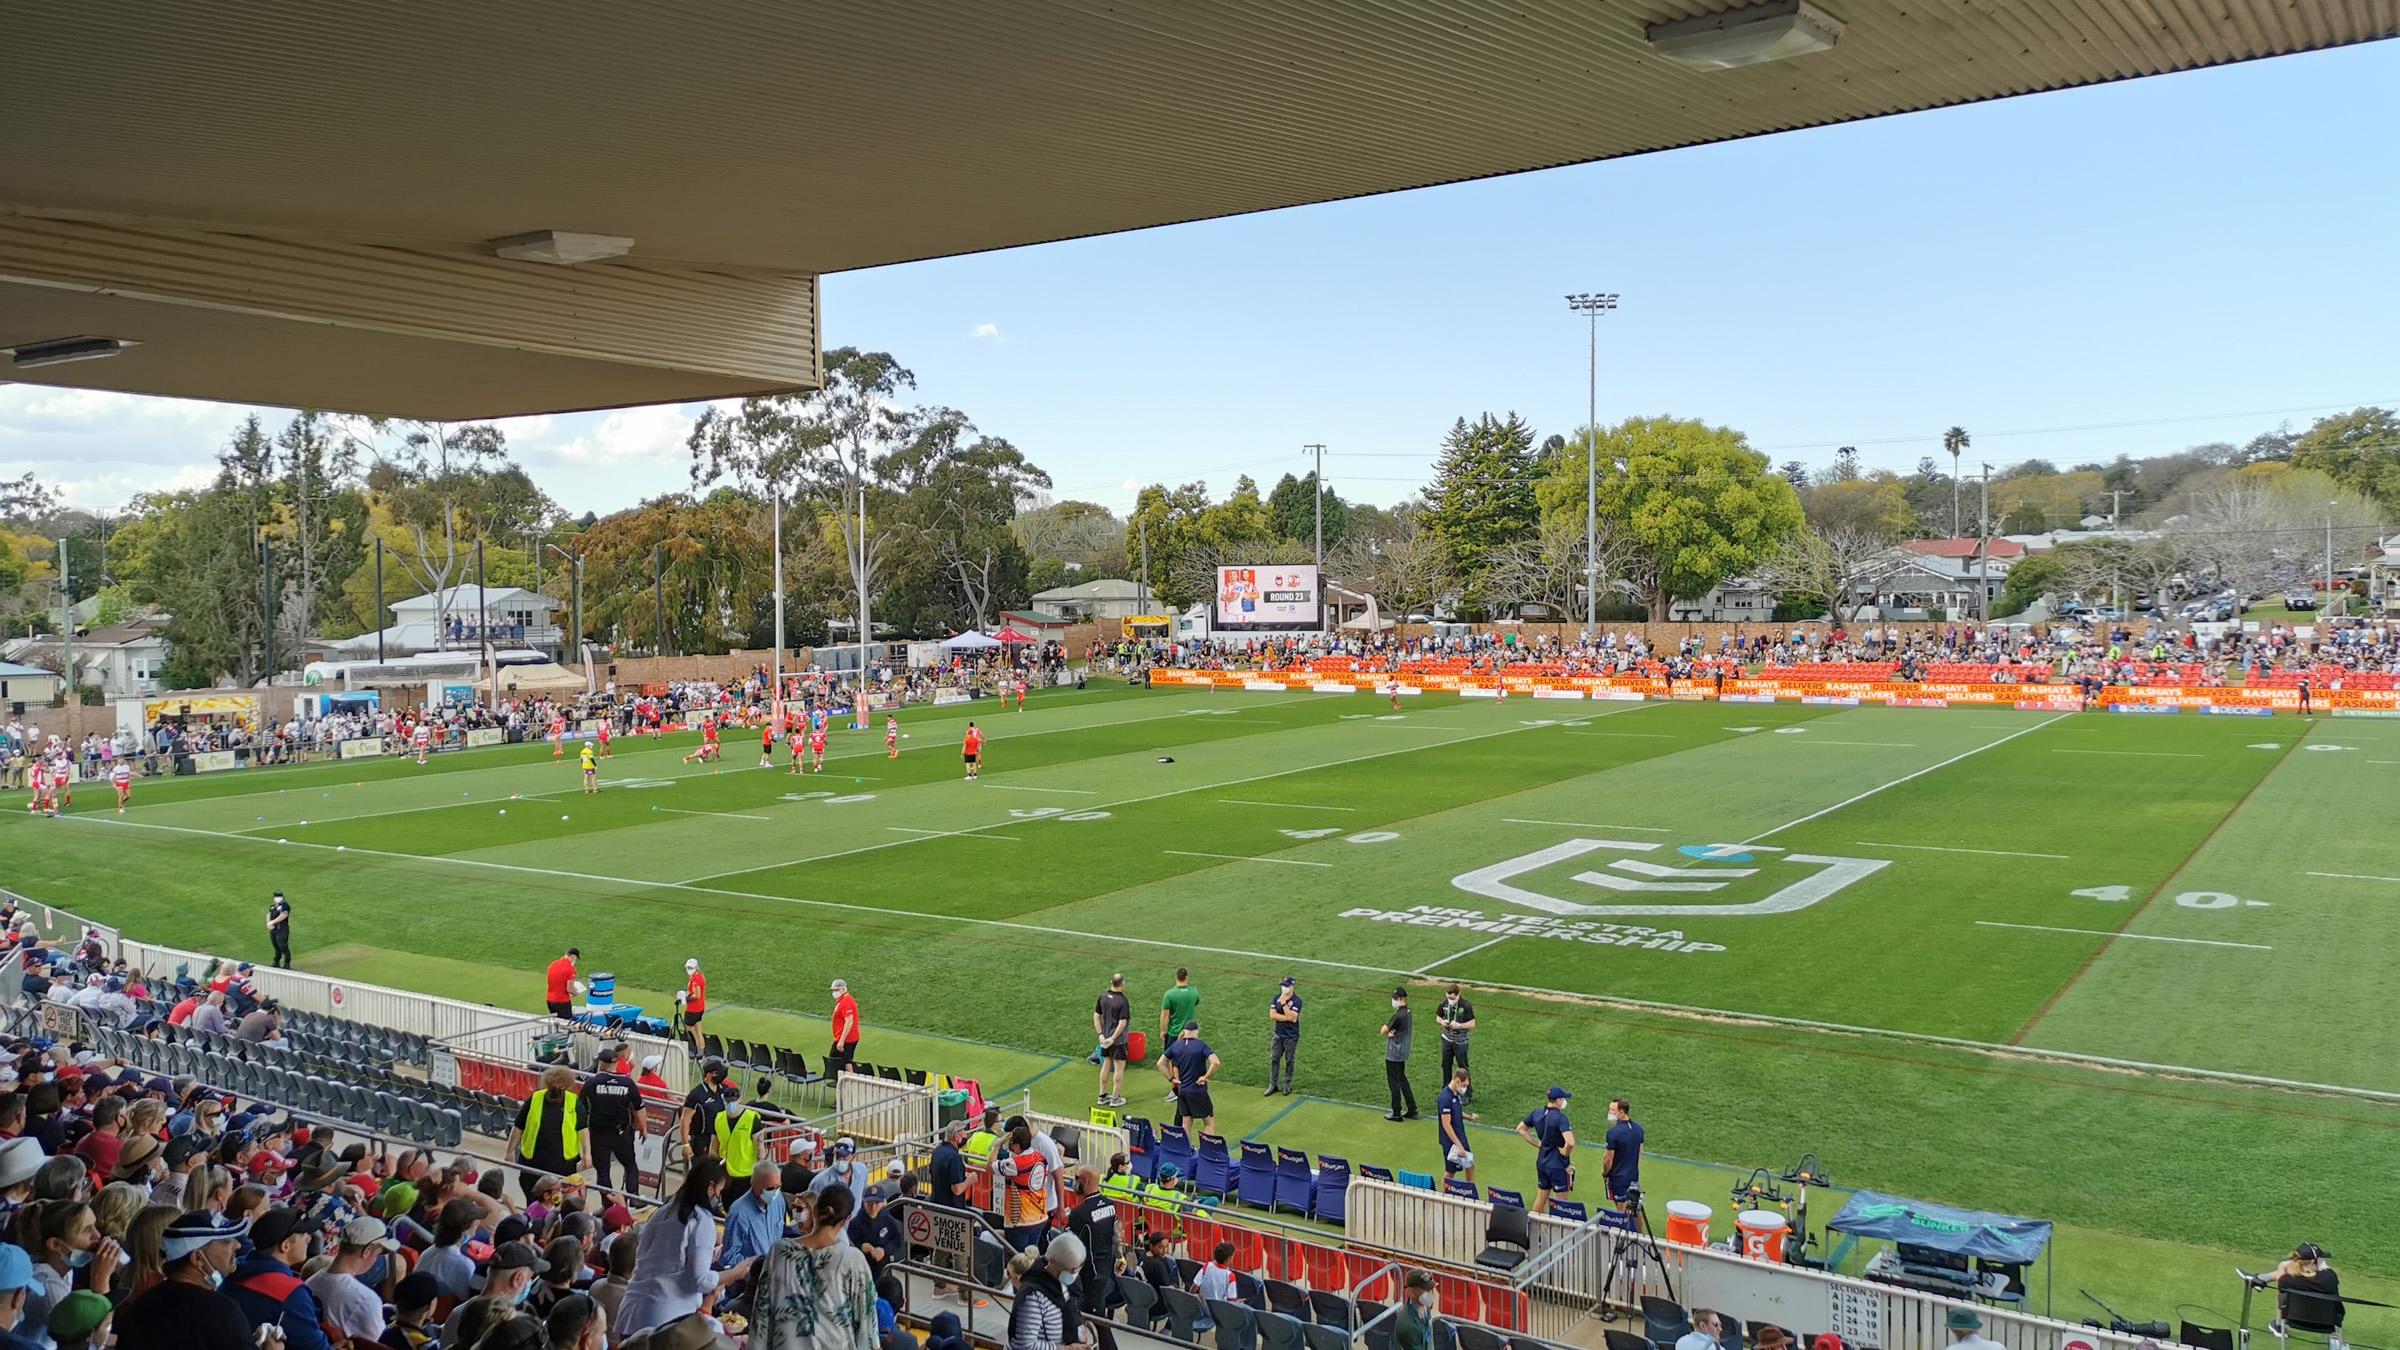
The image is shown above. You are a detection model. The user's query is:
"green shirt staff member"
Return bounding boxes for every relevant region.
[1158,967,1199,1099]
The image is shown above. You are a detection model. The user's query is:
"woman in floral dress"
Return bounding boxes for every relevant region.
[749,1184,878,1350]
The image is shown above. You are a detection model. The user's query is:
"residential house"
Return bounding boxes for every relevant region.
[1852,538,2025,619]
[318,585,562,657]
[1665,576,1775,623]
[0,661,64,712]
[1029,578,1152,622]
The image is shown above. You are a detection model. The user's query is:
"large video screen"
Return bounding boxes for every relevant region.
[1214,564,1323,631]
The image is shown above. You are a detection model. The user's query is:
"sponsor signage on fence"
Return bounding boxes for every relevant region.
[339,737,385,760]
[466,728,505,747]
[2109,704,2181,715]
[933,690,973,706]
[191,750,240,773]
[2200,705,2274,717]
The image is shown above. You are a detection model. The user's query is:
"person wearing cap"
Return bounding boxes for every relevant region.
[440,1242,548,1348]
[1942,1309,1998,1350]
[638,1053,674,1103]
[0,1244,45,1350]
[1394,1269,1437,1350]
[1092,972,1132,1110]
[828,978,862,1079]
[850,1182,906,1283]
[381,1270,442,1349]
[508,1064,591,1206]
[2272,1243,2345,1347]
[1516,1087,1576,1216]
[810,1139,871,1212]
[1379,986,1418,1122]
[1265,976,1302,1097]
[1433,983,1476,1105]
[1064,1168,1121,1322]
[0,1140,45,1222]
[678,958,709,1056]
[228,1205,335,1350]
[681,1058,731,1156]
[714,1084,767,1183]
[307,1216,401,1343]
[1162,1020,1220,1136]
[581,1043,642,1193]
[44,1288,110,1350]
[266,891,293,970]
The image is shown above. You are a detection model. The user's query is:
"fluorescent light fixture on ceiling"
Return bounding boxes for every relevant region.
[490,230,636,264]
[1647,0,1844,69]
[8,336,137,369]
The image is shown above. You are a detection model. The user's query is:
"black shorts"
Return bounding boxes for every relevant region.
[963,753,979,765]
[1101,1038,1128,1062]
[546,1000,572,1017]
[683,1009,705,1026]
[1177,1086,1214,1120]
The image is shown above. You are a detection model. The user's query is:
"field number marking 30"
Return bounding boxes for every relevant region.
[1009,806,1113,821]
[2071,886,2268,909]
[1281,828,1399,844]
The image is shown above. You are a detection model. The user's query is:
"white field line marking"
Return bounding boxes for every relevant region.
[2308,871,2400,884]
[980,784,1098,795]
[1976,921,2270,951]
[1745,712,2073,844]
[1857,841,2072,860]
[888,826,1018,842]
[1782,740,1916,748]
[1220,800,1355,812]
[654,807,770,822]
[124,697,1273,818]
[1411,934,1512,976]
[2369,760,2400,766]
[681,703,1654,884]
[2051,748,2202,758]
[66,808,2400,1104]
[1164,850,1333,868]
[1563,731,1673,738]
[1502,818,1669,832]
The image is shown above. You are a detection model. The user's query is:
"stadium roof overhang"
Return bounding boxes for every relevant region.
[3,2,2391,420]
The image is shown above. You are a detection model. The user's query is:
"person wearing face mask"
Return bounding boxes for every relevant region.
[0,1244,46,1350]
[1395,1270,1437,1350]
[307,1216,400,1344]
[227,1206,333,1350]
[1379,987,1418,1122]
[113,1211,262,1350]
[0,1140,47,1227]
[15,1198,117,1332]
[619,1159,755,1339]
[749,1186,876,1350]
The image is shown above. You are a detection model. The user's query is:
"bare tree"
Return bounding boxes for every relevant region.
[1329,511,1446,620]
[1483,515,1621,619]
[1754,524,1911,626]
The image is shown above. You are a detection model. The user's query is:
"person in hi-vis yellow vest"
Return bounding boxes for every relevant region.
[507,1065,590,1203]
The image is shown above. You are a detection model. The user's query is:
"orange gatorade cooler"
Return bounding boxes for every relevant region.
[1736,1210,1789,1262]
[1665,1201,1712,1246]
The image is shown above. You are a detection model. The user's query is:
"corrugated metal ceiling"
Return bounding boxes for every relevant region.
[6,2,2393,274]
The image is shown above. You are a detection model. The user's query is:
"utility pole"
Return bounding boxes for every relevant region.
[1566,292,1619,628]
[2109,489,2125,528]
[653,543,667,658]
[1977,463,1992,622]
[1137,513,1151,619]
[475,539,490,706]
[544,542,585,692]
[1304,444,1327,574]
[373,538,386,663]
[55,540,73,720]
[2327,501,2339,617]
[259,536,276,686]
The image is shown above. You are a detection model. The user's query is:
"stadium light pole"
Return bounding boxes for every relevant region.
[771,491,786,716]
[373,538,385,664]
[2327,501,2339,615]
[1566,292,1618,629]
[1977,463,1992,622]
[543,542,584,691]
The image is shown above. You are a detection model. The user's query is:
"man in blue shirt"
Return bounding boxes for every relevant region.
[1515,1086,1576,1216]
[1601,1097,1644,1210]
[1163,1021,1220,1136]
[1264,978,1302,1097]
[721,1160,788,1276]
[1435,1067,1474,1184]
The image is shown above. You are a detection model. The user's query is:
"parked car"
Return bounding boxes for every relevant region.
[2284,588,2319,611]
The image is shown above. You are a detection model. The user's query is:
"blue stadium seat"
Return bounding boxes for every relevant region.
[1549,1199,1588,1223]
[1272,1147,1315,1216]
[1312,1155,1350,1225]
[1157,1124,1195,1179]
[1443,1178,1479,1200]
[1236,1139,1275,1208]
[1192,1133,1234,1195]
[1397,1170,1435,1191]
[1125,1117,1159,1180]
[1258,1311,1306,1350]
[1359,1164,1395,1183]
[1302,1324,1349,1350]
[1486,1187,1525,1209]
[1208,1299,1259,1350]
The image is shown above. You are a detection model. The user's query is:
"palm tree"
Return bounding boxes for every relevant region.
[1941,426,1970,536]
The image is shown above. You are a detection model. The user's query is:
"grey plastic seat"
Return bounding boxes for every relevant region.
[1160,1287,1204,1343]
[1302,1324,1350,1350]
[1117,1275,1161,1331]
[1258,1311,1306,1350]
[1209,1299,1259,1350]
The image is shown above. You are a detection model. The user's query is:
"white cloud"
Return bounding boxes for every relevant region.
[1120,477,1141,493]
[969,322,1004,341]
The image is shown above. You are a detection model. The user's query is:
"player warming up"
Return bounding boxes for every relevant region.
[962,721,984,781]
[885,715,900,760]
[597,718,613,758]
[580,739,601,795]
[683,717,721,764]
[111,759,133,813]
[808,720,828,773]
[759,722,776,768]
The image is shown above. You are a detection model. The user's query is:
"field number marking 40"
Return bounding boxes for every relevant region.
[1009,807,1113,821]
[1281,829,1399,844]
[2072,886,2269,909]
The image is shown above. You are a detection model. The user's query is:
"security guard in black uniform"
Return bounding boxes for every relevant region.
[580,1042,642,1192]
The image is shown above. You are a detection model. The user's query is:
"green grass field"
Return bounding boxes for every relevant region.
[8,682,2396,1336]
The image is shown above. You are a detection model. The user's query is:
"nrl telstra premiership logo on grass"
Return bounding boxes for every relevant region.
[1448,838,1890,918]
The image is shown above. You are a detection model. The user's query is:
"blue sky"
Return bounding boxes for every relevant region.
[4,40,2395,517]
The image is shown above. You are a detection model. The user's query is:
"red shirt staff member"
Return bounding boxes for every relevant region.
[827,979,861,1077]
[545,947,583,1018]
[677,957,708,1056]
[961,722,983,782]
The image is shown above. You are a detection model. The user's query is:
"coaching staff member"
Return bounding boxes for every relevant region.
[1380,987,1417,1121]
[581,1044,641,1192]
[1517,1086,1575,1215]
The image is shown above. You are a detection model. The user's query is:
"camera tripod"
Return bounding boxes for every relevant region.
[1598,1187,1680,1323]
